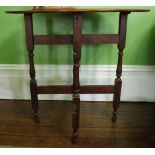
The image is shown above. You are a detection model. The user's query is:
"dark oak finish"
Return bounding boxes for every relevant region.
[7,8,150,144]
[72,13,83,144]
[34,35,72,45]
[6,8,149,14]
[34,34,119,45]
[112,12,129,122]
[80,85,114,94]
[82,34,119,44]
[37,85,72,94]
[24,14,39,123]
[37,85,114,94]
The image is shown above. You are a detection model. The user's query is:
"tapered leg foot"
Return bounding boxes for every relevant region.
[33,113,39,123]
[112,78,122,123]
[72,94,80,144]
[112,111,117,122]
[72,132,78,144]
[30,80,39,123]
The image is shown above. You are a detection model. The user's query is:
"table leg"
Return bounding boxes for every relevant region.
[24,14,39,123]
[72,13,82,144]
[112,12,129,122]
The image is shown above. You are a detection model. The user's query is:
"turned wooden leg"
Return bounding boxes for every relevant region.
[112,12,130,122]
[72,13,82,143]
[72,93,80,144]
[28,49,39,123]
[112,48,123,122]
[24,14,39,123]
[112,62,122,122]
[30,78,39,123]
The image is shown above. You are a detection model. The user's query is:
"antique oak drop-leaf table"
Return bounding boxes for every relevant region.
[6,8,149,144]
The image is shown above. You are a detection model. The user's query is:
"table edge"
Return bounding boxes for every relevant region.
[5,8,150,14]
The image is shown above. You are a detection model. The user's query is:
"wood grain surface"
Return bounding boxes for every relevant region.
[6,8,150,14]
[0,100,154,148]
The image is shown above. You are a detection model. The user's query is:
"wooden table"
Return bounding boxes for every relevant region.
[6,8,149,144]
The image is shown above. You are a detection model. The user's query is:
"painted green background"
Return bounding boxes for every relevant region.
[0,6,155,65]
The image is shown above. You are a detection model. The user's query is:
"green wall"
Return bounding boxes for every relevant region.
[0,6,155,65]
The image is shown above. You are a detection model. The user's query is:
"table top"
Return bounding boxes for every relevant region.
[6,8,150,14]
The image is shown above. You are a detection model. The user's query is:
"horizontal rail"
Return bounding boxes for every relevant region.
[80,85,114,94]
[37,85,72,94]
[34,35,72,45]
[37,85,114,94]
[83,34,119,44]
[34,34,119,45]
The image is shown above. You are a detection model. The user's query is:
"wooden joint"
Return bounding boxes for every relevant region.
[73,93,80,98]
[118,46,125,51]
[113,111,117,115]
[116,73,122,78]
[118,52,123,56]
[30,79,37,85]
[28,53,34,57]
[34,112,39,116]
[73,52,79,59]
[74,63,80,67]
[116,66,122,74]
[73,41,79,50]
[72,132,78,136]
[73,89,80,93]
[115,77,122,82]
[74,12,82,18]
